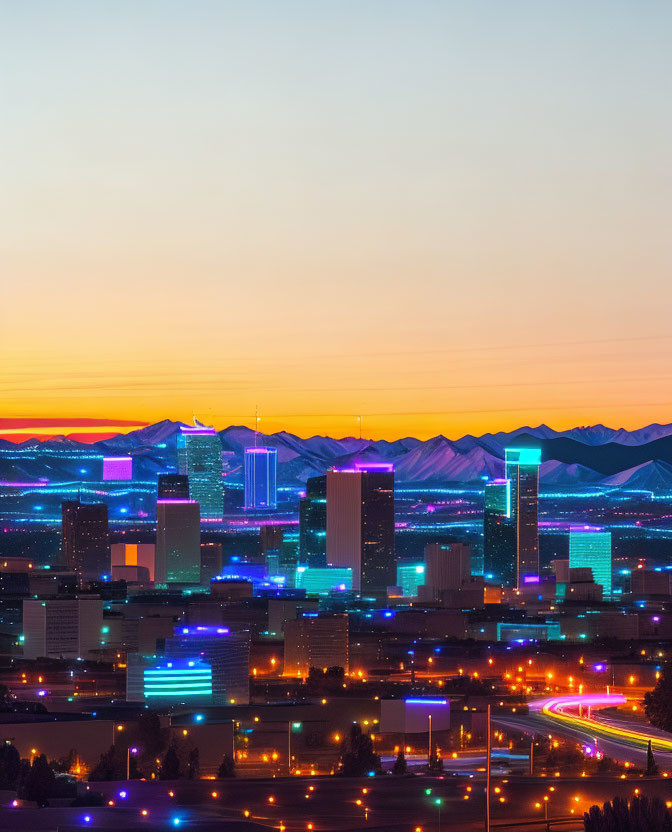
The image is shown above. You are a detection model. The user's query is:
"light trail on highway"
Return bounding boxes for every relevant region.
[532,693,672,755]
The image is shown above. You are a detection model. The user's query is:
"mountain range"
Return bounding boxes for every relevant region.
[3,421,672,489]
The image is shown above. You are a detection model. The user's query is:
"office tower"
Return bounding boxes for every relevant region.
[569,526,612,599]
[423,542,471,598]
[155,499,201,584]
[294,565,353,595]
[158,474,190,500]
[326,463,395,592]
[22,597,103,660]
[505,448,541,587]
[299,476,327,566]
[200,541,223,584]
[396,562,425,597]
[483,479,516,585]
[110,543,155,581]
[283,613,349,676]
[244,447,277,510]
[177,423,224,519]
[164,625,250,704]
[102,456,133,481]
[126,655,214,704]
[61,501,110,583]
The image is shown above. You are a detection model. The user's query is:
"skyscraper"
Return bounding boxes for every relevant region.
[483,478,516,585]
[155,499,201,584]
[299,476,327,566]
[283,613,349,676]
[505,448,541,587]
[569,526,612,599]
[423,542,472,597]
[177,423,224,519]
[326,463,395,592]
[61,500,110,583]
[244,447,277,510]
[158,473,190,500]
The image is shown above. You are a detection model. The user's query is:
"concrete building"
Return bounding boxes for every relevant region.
[111,542,155,582]
[155,499,200,584]
[61,500,109,583]
[421,542,471,599]
[326,463,395,592]
[22,596,103,660]
[283,613,349,676]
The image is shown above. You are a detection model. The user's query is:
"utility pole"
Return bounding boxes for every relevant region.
[485,704,491,832]
[428,714,432,764]
[530,740,534,776]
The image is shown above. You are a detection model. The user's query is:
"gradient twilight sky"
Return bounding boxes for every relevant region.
[2,1,672,440]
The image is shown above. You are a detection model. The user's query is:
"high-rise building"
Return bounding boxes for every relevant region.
[244,447,277,510]
[177,423,224,519]
[294,565,353,595]
[110,542,155,581]
[102,456,133,481]
[396,562,425,597]
[61,501,110,583]
[158,474,190,500]
[126,655,214,705]
[283,613,349,676]
[483,479,516,585]
[22,597,103,660]
[326,463,395,592]
[423,542,472,598]
[299,476,327,566]
[155,499,201,584]
[569,526,612,599]
[505,448,541,587]
[200,541,223,585]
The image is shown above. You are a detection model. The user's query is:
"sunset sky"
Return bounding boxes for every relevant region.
[3,1,672,441]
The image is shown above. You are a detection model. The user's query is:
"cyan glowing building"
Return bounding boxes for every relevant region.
[294,565,353,595]
[569,526,612,600]
[505,448,541,588]
[483,478,516,585]
[244,447,277,510]
[130,657,214,704]
[177,423,224,520]
[396,562,425,597]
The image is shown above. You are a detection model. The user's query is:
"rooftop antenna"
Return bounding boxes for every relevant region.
[254,405,259,447]
[357,415,362,440]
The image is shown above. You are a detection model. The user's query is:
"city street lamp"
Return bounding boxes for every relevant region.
[434,797,442,832]
[127,746,138,780]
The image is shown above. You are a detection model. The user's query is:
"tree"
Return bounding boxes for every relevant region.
[584,795,672,832]
[187,748,199,780]
[135,710,167,761]
[217,754,235,778]
[428,750,444,774]
[160,746,181,780]
[339,724,381,777]
[644,665,672,733]
[89,746,123,782]
[18,754,55,807]
[646,740,659,777]
[0,743,21,789]
[392,750,407,775]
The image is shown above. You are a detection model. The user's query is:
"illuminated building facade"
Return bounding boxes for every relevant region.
[283,613,349,676]
[326,463,395,592]
[396,562,425,597]
[155,499,201,584]
[110,542,155,581]
[61,500,110,583]
[244,447,277,510]
[569,526,612,599]
[299,476,327,566]
[102,456,133,481]
[126,655,213,704]
[157,474,190,500]
[294,565,353,595]
[177,424,224,519]
[483,478,516,585]
[505,448,541,587]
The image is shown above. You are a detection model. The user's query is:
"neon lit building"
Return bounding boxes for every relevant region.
[61,500,110,583]
[294,565,353,595]
[396,562,425,597]
[505,448,541,588]
[299,476,327,567]
[102,456,133,481]
[155,499,200,584]
[177,423,224,519]
[569,526,612,599]
[126,656,213,704]
[483,478,516,585]
[244,447,277,510]
[110,542,155,582]
[326,463,395,592]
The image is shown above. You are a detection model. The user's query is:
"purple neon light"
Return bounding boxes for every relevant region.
[523,575,540,584]
[245,447,276,454]
[157,499,198,505]
[180,425,216,435]
[331,463,394,474]
[569,524,605,533]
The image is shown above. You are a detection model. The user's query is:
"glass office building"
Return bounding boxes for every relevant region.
[244,446,278,510]
[177,423,224,519]
[569,527,612,599]
[505,448,541,587]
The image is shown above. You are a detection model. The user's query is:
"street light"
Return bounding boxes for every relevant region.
[434,797,442,832]
[127,746,138,780]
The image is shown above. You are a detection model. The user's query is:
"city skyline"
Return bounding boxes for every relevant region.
[3,2,672,440]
